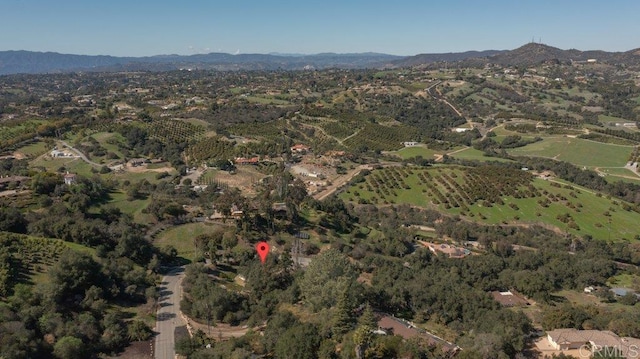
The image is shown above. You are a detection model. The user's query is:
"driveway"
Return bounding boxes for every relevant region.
[154,267,187,359]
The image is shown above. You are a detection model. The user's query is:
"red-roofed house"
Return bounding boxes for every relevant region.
[290,144,310,154]
[234,157,259,165]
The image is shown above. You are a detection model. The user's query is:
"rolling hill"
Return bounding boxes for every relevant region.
[0,50,403,75]
[395,43,640,68]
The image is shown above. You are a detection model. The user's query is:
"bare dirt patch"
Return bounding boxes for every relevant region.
[126,164,175,173]
[214,166,265,196]
[0,190,31,198]
[186,319,252,341]
[108,340,153,359]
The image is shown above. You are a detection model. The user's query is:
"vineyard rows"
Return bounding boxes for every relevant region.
[145,119,206,144]
[343,123,415,151]
[320,120,363,139]
[185,137,236,164]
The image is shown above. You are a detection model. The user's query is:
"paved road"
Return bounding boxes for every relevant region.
[155,267,186,359]
[59,140,103,168]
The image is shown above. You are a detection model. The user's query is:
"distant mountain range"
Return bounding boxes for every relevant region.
[0,51,403,75]
[1,44,639,75]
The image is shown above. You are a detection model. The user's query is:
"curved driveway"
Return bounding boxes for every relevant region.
[59,140,103,167]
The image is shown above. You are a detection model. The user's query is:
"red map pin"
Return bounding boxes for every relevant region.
[256,241,270,264]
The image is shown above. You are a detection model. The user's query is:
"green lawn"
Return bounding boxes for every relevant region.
[108,191,154,223]
[155,222,223,261]
[508,136,634,168]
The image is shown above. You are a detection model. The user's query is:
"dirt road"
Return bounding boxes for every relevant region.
[313,164,371,201]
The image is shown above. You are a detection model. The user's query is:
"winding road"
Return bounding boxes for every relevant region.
[154,267,187,359]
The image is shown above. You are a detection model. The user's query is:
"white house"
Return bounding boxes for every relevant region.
[63,173,77,185]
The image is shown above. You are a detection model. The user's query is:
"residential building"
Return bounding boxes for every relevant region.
[234,156,259,165]
[290,144,310,153]
[64,173,77,185]
[547,329,640,357]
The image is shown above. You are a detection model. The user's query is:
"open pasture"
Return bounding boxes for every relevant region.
[507,136,634,168]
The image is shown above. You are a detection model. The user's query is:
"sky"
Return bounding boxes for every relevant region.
[1,0,639,57]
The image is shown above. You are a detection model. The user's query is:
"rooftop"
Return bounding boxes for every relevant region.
[491,290,529,307]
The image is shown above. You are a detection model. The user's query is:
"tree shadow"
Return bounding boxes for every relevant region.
[157,312,176,321]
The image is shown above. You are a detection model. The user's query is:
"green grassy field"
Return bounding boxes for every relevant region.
[598,115,629,123]
[596,167,640,183]
[450,148,514,162]
[391,146,440,160]
[155,222,222,261]
[89,131,127,160]
[508,136,634,168]
[31,156,96,177]
[108,191,154,223]
[607,274,640,291]
[340,166,640,241]
[491,125,539,142]
[244,95,291,105]
[14,141,48,158]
